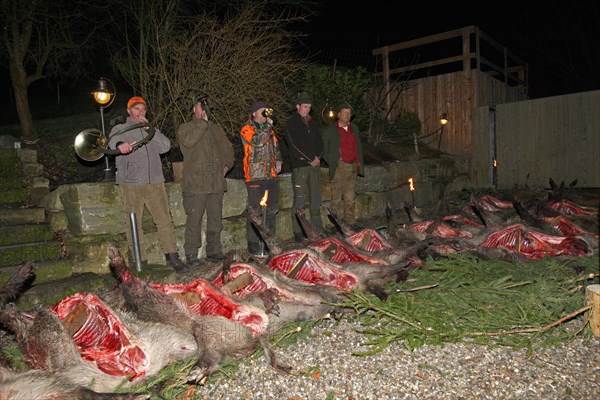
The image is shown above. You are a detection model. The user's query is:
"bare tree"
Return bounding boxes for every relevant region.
[0,0,106,143]
[109,0,312,139]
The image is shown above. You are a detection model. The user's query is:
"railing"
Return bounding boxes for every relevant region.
[372,26,528,93]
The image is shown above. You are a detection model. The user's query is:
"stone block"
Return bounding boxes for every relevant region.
[223,178,248,218]
[0,207,45,226]
[355,191,388,221]
[356,165,390,193]
[165,182,185,227]
[385,161,420,190]
[40,185,69,211]
[22,162,44,177]
[60,183,122,236]
[30,176,49,188]
[47,210,68,231]
[19,148,37,163]
[276,174,293,209]
[64,232,126,274]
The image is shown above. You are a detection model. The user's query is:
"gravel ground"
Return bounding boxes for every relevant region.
[194,318,600,400]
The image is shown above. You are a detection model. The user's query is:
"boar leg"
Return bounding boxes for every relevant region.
[0,261,34,307]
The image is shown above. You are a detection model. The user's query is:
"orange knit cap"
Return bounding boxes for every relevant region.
[127,96,146,108]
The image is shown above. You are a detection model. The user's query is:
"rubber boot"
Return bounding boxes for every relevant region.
[185,254,203,268]
[165,252,189,273]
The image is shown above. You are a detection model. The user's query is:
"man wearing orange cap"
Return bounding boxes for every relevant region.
[108,96,188,272]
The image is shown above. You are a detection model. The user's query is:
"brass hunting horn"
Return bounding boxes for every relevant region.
[74,122,155,162]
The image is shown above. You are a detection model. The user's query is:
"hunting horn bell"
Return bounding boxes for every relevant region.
[74,128,107,162]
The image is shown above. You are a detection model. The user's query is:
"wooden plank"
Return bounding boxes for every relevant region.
[374,55,467,77]
[372,26,475,56]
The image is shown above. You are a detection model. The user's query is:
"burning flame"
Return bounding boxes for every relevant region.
[259,190,269,207]
[408,178,415,192]
[493,159,497,167]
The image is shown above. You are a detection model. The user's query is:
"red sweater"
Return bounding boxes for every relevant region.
[339,125,358,163]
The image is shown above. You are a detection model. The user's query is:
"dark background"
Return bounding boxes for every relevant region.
[0,0,598,124]
[303,0,599,99]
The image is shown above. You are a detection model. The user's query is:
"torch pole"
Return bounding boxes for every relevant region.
[129,212,143,271]
[259,206,267,256]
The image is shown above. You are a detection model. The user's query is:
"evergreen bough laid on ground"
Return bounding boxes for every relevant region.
[340,253,599,355]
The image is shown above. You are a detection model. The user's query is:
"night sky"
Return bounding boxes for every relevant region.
[302,0,600,98]
[1,0,598,123]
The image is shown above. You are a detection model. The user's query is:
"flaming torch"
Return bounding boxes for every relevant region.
[259,190,269,256]
[408,178,416,209]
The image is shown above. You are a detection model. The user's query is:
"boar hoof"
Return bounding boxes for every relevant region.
[186,367,208,385]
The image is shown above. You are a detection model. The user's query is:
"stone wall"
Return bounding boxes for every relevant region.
[41,156,468,273]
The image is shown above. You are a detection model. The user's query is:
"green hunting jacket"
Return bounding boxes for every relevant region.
[177,117,234,194]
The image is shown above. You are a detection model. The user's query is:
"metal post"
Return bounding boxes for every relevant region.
[259,206,267,256]
[129,212,143,271]
[437,125,445,152]
[100,106,114,181]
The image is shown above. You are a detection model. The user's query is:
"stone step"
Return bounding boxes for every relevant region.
[0,148,25,185]
[1,262,176,309]
[0,258,74,290]
[14,271,117,309]
[0,223,55,246]
[0,241,63,268]
[0,206,46,226]
[0,187,30,203]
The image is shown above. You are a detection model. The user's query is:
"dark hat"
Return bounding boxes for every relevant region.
[127,96,146,108]
[295,91,313,105]
[192,93,208,106]
[336,102,353,113]
[250,100,268,114]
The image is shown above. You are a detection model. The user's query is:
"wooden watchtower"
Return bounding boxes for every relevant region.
[372,26,528,161]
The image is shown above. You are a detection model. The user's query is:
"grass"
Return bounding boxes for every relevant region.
[341,253,599,354]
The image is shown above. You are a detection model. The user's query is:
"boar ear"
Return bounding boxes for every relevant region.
[569,179,578,189]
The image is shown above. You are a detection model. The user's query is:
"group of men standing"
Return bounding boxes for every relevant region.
[108,92,364,276]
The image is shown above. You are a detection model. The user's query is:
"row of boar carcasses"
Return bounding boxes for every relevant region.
[0,183,597,398]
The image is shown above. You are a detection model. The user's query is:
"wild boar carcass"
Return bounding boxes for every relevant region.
[480,223,593,259]
[267,248,410,301]
[0,366,150,400]
[212,257,339,333]
[107,247,290,385]
[53,292,197,382]
[0,262,155,399]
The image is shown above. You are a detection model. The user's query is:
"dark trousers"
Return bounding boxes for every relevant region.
[182,191,224,258]
[246,179,278,254]
[291,165,322,235]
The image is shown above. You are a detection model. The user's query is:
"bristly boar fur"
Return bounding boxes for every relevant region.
[0,262,151,399]
[107,247,291,385]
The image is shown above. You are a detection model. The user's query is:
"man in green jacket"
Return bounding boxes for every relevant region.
[177,94,234,269]
[322,102,364,227]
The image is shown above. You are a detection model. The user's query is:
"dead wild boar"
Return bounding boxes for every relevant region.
[0,299,197,393]
[212,255,340,334]
[0,366,150,400]
[0,262,152,399]
[107,246,291,385]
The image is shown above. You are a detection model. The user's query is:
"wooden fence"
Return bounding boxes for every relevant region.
[472,90,600,189]
[371,26,599,189]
